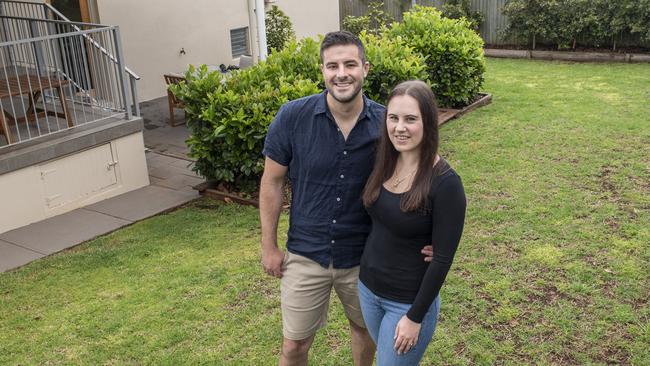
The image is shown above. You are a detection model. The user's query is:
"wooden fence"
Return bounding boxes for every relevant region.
[339,0,650,48]
[339,0,510,45]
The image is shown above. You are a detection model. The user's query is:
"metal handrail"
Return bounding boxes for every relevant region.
[0,15,109,28]
[0,22,116,46]
[0,0,140,81]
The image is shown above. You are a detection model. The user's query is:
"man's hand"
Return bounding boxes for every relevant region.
[261,246,285,278]
[421,245,433,262]
[394,315,421,355]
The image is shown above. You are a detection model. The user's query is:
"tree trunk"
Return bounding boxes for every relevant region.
[532,34,536,50]
[573,38,577,50]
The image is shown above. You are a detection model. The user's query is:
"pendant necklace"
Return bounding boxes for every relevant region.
[392,169,416,188]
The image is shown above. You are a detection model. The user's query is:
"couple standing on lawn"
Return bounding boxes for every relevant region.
[260,31,466,366]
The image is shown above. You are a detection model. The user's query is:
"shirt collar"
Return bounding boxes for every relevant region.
[314,90,370,122]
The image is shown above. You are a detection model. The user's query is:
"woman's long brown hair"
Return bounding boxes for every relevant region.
[362,80,444,212]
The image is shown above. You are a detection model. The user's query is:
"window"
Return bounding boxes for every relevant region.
[230,27,250,58]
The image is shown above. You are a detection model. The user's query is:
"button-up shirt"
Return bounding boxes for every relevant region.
[263,91,385,268]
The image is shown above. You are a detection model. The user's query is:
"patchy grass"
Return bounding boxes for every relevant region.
[1,58,649,365]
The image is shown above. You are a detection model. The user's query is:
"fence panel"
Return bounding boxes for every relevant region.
[340,0,511,45]
[340,0,650,48]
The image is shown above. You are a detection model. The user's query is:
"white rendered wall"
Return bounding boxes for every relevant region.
[95,0,340,102]
[0,132,149,234]
[96,0,253,102]
[270,0,340,40]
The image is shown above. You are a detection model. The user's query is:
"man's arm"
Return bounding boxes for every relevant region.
[259,157,289,278]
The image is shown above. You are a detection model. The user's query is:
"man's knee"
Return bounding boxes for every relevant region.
[349,319,369,336]
[282,336,314,358]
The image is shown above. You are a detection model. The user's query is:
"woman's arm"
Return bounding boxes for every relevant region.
[406,173,467,323]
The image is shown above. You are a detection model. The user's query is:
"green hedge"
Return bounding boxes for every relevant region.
[170,40,321,193]
[387,5,485,108]
[361,32,429,103]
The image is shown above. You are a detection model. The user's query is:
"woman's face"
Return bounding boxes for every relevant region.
[386,94,424,154]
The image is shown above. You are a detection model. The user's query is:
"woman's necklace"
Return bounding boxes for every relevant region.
[392,169,416,188]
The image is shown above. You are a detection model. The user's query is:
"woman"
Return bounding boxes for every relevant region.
[358,80,467,365]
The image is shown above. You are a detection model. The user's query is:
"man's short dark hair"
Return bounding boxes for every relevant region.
[320,31,366,63]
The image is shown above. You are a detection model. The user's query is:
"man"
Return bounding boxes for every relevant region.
[260,31,432,366]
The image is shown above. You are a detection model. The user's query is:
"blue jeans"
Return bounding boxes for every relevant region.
[358,280,441,366]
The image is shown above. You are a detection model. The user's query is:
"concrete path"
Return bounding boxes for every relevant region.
[0,102,205,272]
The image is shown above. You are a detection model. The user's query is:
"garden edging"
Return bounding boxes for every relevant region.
[485,48,650,63]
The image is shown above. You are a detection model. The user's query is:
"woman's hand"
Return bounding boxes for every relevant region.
[394,315,421,355]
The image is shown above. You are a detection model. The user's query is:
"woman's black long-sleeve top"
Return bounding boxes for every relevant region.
[359,164,466,323]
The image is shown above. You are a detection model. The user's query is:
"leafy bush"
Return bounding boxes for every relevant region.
[386,6,485,108]
[441,0,484,32]
[263,37,321,84]
[342,0,395,36]
[360,32,429,103]
[170,41,320,193]
[265,5,295,52]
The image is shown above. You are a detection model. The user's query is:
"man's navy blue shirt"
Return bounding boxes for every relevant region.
[263,91,385,269]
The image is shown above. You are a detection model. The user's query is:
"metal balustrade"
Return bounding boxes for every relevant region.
[0,1,139,148]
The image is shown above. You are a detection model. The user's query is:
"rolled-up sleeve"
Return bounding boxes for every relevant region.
[262,105,292,166]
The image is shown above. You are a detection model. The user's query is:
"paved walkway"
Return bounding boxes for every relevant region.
[0,98,205,272]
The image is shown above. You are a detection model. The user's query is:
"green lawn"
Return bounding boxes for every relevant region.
[1,58,649,365]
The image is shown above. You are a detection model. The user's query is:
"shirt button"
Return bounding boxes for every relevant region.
[331,240,335,244]
[332,219,337,224]
[343,151,348,155]
[340,174,344,179]
[336,197,341,202]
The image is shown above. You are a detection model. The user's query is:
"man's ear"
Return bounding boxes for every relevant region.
[363,61,370,78]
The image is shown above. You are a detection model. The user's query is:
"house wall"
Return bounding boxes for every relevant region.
[0,132,149,234]
[270,0,340,40]
[96,0,254,102]
[95,0,340,102]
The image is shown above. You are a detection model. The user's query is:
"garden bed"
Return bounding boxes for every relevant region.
[194,181,260,208]
[438,92,492,125]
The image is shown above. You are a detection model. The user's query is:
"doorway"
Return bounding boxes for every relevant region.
[49,0,90,23]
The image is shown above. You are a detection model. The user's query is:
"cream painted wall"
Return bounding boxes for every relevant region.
[93,0,340,101]
[0,133,149,234]
[270,0,339,40]
[96,0,254,101]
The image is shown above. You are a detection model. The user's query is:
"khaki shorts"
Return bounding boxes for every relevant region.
[280,251,366,340]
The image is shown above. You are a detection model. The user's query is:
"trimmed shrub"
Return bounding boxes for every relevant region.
[387,6,486,108]
[170,41,321,193]
[264,37,321,86]
[361,32,429,103]
[265,5,295,52]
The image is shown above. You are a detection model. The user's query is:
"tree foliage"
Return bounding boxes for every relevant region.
[502,0,650,50]
[441,0,484,32]
[342,0,395,36]
[265,5,295,52]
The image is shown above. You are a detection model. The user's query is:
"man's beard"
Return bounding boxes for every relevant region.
[328,78,363,104]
